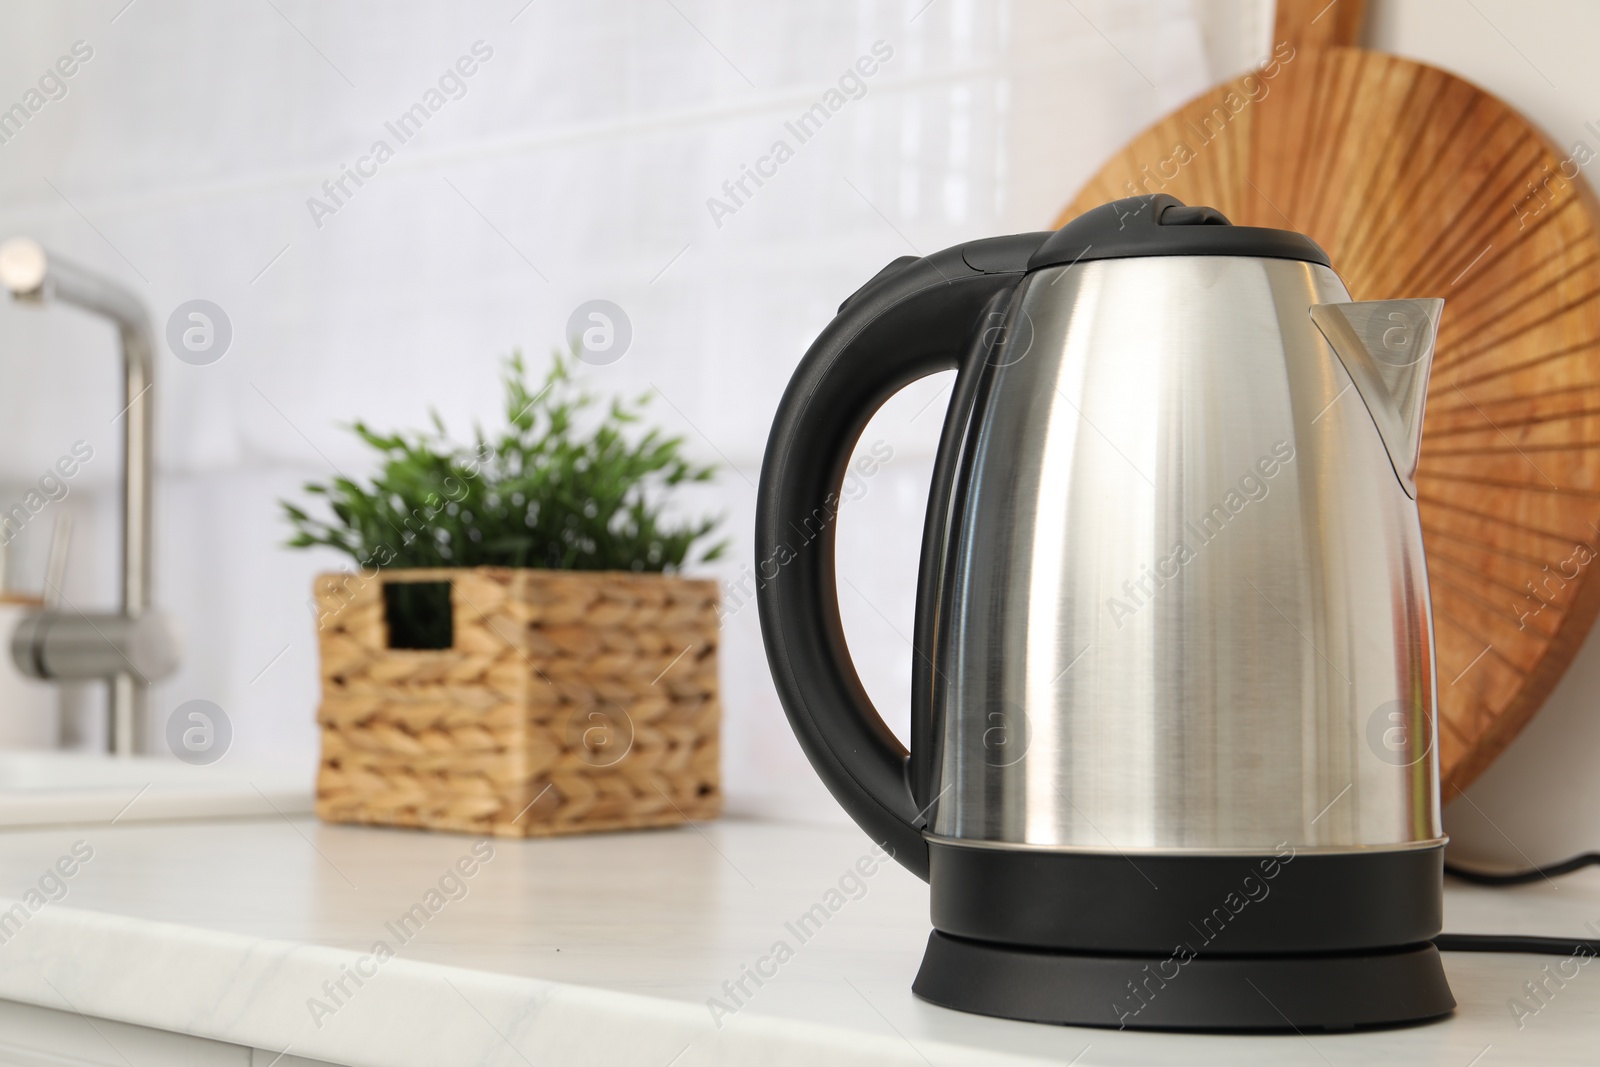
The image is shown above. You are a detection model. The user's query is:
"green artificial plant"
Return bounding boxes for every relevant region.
[282,349,725,578]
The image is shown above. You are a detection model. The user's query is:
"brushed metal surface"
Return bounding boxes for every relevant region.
[1,239,162,755]
[928,255,1442,851]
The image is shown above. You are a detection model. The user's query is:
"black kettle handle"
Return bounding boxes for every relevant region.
[755,233,1045,880]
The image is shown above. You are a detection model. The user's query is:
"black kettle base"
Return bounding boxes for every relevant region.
[912,931,1456,1032]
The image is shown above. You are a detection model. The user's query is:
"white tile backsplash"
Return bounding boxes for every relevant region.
[0,0,1257,819]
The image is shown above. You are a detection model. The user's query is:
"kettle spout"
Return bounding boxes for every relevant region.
[1309,298,1444,497]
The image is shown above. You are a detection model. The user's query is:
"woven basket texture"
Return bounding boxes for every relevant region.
[313,567,721,837]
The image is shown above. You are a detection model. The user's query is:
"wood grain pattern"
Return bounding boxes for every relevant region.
[1062,47,1600,796]
[1274,0,1367,51]
[313,567,721,837]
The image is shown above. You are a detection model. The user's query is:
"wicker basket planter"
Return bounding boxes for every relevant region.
[312,567,721,837]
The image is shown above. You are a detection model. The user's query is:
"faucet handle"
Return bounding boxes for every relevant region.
[42,514,72,610]
[12,607,181,685]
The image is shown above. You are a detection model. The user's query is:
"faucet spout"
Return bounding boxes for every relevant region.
[1,237,168,755]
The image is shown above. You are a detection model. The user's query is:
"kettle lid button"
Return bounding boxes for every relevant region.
[1158,203,1231,227]
[1025,194,1331,272]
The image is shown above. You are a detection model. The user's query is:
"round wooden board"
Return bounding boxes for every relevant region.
[1061,46,1600,797]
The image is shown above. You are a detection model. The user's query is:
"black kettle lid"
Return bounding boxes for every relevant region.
[1028,194,1330,271]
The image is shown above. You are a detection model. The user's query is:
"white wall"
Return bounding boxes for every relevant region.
[5,1,1594,861]
[0,0,1268,819]
[1363,0,1600,866]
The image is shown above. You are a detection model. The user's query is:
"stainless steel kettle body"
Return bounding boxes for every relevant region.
[930,254,1442,853]
[757,196,1456,1030]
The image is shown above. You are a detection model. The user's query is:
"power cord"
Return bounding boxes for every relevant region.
[1435,932,1600,955]
[1444,852,1600,886]
[1437,852,1600,957]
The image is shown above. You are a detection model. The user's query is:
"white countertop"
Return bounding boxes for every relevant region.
[0,814,1595,1066]
[0,751,313,828]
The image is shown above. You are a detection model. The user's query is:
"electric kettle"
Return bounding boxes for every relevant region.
[756,195,1455,1030]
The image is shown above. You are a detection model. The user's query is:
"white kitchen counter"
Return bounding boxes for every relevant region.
[0,814,1595,1066]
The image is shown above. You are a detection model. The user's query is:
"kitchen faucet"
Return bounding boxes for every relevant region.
[0,237,179,756]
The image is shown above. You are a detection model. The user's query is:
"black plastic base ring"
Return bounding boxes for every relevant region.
[912,931,1456,1031]
[927,839,1445,953]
